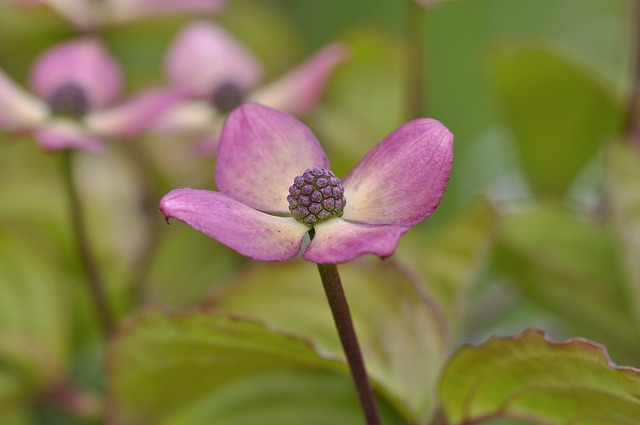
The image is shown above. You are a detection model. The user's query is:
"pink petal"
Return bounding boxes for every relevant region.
[20,0,224,28]
[0,68,48,129]
[113,0,226,22]
[31,0,99,29]
[342,118,453,226]
[193,134,220,155]
[303,218,409,264]
[152,100,218,136]
[165,22,261,97]
[29,38,122,108]
[252,43,348,116]
[159,188,308,262]
[34,121,105,153]
[215,103,330,214]
[86,88,185,138]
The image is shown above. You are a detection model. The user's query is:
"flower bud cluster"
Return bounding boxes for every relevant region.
[48,83,89,118]
[287,168,346,227]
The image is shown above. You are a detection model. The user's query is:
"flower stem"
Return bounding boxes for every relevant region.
[406,0,427,120]
[121,141,164,306]
[61,150,115,336]
[626,0,640,147]
[316,263,382,425]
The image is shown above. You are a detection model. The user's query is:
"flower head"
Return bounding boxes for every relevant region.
[0,38,181,153]
[13,0,226,30]
[159,103,453,264]
[154,22,348,154]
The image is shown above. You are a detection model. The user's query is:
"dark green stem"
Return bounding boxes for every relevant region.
[61,150,115,336]
[316,263,382,425]
[406,0,427,120]
[626,0,640,147]
[120,141,164,306]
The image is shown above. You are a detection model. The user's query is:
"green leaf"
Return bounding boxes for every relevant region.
[146,224,241,308]
[606,142,640,328]
[439,329,640,424]
[494,202,640,364]
[210,259,447,423]
[397,197,496,332]
[492,47,623,196]
[310,27,406,177]
[162,369,387,425]
[109,310,404,425]
[0,228,72,408]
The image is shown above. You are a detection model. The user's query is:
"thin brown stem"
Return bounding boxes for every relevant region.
[316,263,382,425]
[120,141,164,306]
[626,0,640,147]
[61,150,115,336]
[406,0,427,120]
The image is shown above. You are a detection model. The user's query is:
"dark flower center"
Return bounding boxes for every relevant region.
[287,168,346,227]
[48,82,90,118]
[212,81,246,114]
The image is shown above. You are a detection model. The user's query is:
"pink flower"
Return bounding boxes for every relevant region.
[12,0,226,29]
[0,38,181,153]
[159,103,453,264]
[154,21,348,154]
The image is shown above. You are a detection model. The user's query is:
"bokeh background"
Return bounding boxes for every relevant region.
[0,0,638,424]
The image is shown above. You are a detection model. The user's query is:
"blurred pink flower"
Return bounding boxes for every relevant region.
[159,103,453,263]
[154,21,348,154]
[12,0,226,29]
[0,38,181,153]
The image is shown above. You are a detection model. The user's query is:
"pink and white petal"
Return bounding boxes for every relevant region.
[159,188,308,262]
[215,103,329,214]
[85,88,185,138]
[192,133,221,156]
[29,38,122,108]
[0,68,48,129]
[191,114,225,155]
[342,118,453,226]
[251,43,348,116]
[165,22,261,97]
[33,0,101,28]
[33,120,105,153]
[112,0,225,22]
[152,100,218,136]
[303,218,409,264]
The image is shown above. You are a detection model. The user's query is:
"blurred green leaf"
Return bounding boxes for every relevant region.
[494,202,640,364]
[109,310,403,425]
[0,2,71,77]
[0,406,33,425]
[398,197,497,333]
[0,229,72,408]
[492,47,623,196]
[606,142,640,328]
[439,329,640,424]
[216,0,304,75]
[311,27,406,177]
[146,224,242,308]
[163,369,401,425]
[209,259,446,423]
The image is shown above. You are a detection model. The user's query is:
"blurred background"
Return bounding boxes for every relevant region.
[0,0,637,424]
